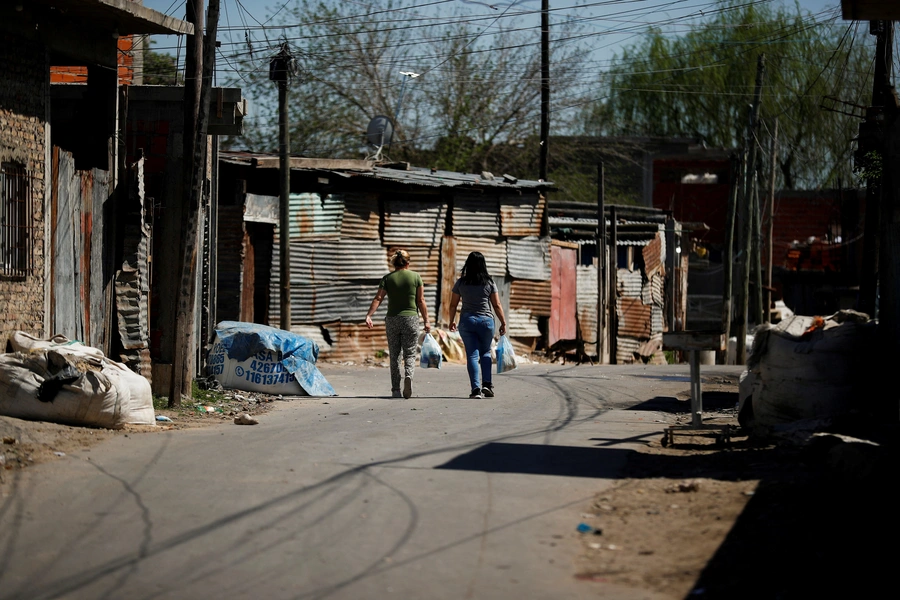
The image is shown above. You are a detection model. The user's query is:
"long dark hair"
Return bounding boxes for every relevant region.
[461,251,492,285]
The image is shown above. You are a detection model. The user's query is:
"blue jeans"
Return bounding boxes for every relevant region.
[457,313,494,390]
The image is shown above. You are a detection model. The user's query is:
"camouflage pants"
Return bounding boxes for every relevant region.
[385,315,419,391]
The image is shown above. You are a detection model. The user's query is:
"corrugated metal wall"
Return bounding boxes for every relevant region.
[507,236,551,280]
[383,200,447,246]
[289,192,343,240]
[217,205,245,322]
[454,236,507,277]
[453,195,499,237]
[500,193,544,236]
[576,265,597,344]
[510,279,551,316]
[386,245,440,284]
[272,239,390,283]
[341,193,380,240]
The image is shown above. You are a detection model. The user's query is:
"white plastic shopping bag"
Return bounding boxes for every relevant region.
[496,335,518,373]
[420,332,443,369]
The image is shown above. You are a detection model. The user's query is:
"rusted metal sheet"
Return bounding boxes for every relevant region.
[325,322,388,363]
[508,308,541,337]
[271,238,390,283]
[550,244,577,345]
[577,265,598,343]
[616,336,641,364]
[650,273,665,307]
[510,279,551,316]
[267,281,437,326]
[617,297,652,339]
[440,236,457,325]
[507,236,551,280]
[385,245,440,284]
[500,193,544,236]
[652,305,664,335]
[216,206,245,322]
[241,229,255,321]
[383,200,447,247]
[617,269,643,298]
[340,193,380,239]
[642,230,665,278]
[453,195,499,237]
[244,193,279,224]
[454,236,507,278]
[115,158,152,378]
[288,192,344,240]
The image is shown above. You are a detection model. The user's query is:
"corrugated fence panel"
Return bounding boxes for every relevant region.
[288,192,344,240]
[508,308,541,337]
[245,193,279,224]
[383,200,447,246]
[507,236,551,280]
[500,193,544,236]
[386,245,441,285]
[617,269,643,298]
[510,279,551,316]
[340,193,380,239]
[577,265,598,343]
[650,273,665,307]
[616,336,641,364]
[454,236,507,278]
[268,281,438,327]
[617,296,651,339]
[327,322,388,363]
[651,305,664,336]
[453,195,499,237]
[643,229,665,278]
[272,238,390,283]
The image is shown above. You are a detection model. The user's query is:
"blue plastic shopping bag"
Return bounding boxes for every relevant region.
[420,332,443,369]
[496,335,517,374]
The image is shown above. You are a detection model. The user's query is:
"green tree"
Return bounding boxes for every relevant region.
[579,1,874,190]
[142,40,182,86]
[223,0,588,176]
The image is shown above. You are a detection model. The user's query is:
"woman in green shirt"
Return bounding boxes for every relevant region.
[365,249,431,398]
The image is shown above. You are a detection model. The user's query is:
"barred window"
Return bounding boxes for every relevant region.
[1,162,34,279]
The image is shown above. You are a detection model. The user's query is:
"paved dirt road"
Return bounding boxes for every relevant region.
[0,362,738,600]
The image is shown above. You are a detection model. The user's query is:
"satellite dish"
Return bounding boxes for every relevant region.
[365,115,394,161]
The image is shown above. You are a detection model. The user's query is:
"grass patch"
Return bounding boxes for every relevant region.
[191,380,228,405]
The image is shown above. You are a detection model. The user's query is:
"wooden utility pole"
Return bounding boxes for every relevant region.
[722,154,742,364]
[765,119,778,323]
[170,0,219,407]
[270,44,294,330]
[539,0,550,182]
[736,53,765,365]
[609,206,618,364]
[859,20,893,318]
[752,181,764,326]
[596,162,605,363]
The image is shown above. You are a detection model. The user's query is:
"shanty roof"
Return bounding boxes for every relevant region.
[220,151,553,192]
[27,0,193,35]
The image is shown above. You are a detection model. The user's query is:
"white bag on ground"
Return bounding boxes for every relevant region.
[0,332,154,429]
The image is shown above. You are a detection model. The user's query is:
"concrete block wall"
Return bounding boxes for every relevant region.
[0,32,48,350]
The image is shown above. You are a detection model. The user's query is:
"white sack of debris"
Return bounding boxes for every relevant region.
[0,332,155,429]
[738,310,877,436]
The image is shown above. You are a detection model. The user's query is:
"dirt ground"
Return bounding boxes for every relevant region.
[2,370,896,599]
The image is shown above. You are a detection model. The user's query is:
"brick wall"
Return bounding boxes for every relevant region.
[0,32,48,350]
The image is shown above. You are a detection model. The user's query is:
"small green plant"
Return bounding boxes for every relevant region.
[192,380,228,405]
[664,350,677,365]
[152,395,169,410]
[374,349,387,359]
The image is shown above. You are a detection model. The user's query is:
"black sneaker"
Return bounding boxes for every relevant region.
[482,384,494,398]
[469,388,483,399]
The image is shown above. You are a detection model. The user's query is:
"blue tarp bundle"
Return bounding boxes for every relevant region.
[213,321,336,396]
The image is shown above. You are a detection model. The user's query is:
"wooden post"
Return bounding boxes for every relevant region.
[736,54,766,365]
[596,162,605,362]
[752,180,764,326]
[722,154,741,364]
[170,0,219,407]
[539,0,550,183]
[765,119,778,323]
[609,206,617,364]
[278,78,291,330]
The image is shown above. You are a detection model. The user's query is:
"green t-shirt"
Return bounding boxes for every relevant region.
[379,269,423,317]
